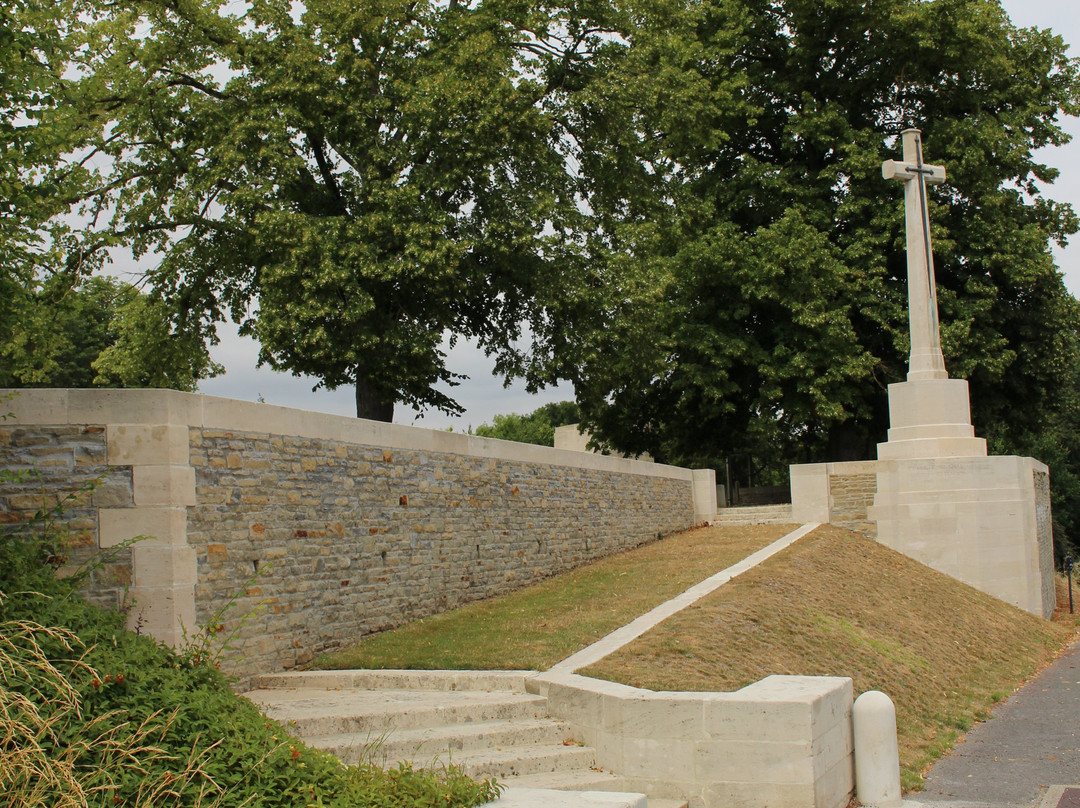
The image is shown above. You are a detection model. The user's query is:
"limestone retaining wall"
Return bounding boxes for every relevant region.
[532,671,853,808]
[1,390,715,678]
[789,461,879,539]
[791,456,1055,618]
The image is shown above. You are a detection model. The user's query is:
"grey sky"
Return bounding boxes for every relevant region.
[195,0,1080,428]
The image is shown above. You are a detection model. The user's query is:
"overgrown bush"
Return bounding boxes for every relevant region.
[0,469,502,808]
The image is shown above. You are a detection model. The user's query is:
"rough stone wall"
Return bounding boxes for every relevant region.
[0,425,134,612]
[1035,469,1055,616]
[187,428,694,676]
[1,390,705,681]
[827,472,877,538]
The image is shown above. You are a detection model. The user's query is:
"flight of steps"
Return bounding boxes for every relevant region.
[710,503,793,525]
[244,670,685,808]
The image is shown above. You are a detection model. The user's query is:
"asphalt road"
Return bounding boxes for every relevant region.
[915,638,1080,808]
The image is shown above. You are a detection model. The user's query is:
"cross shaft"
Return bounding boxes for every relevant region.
[882,128,948,381]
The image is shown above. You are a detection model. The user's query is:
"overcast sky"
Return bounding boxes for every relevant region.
[193,0,1080,429]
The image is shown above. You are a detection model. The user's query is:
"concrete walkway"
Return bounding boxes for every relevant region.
[550,522,819,673]
[913,638,1080,808]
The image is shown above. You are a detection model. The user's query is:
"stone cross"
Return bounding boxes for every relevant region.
[882,128,948,381]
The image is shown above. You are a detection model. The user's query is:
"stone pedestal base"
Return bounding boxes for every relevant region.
[868,455,1054,618]
[876,379,987,459]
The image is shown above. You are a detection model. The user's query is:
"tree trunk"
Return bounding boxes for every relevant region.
[354,371,394,422]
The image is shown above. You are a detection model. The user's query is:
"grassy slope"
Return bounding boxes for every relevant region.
[582,524,1079,789]
[314,524,793,671]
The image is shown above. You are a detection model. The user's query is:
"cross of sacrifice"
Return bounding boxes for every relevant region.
[882,127,949,381]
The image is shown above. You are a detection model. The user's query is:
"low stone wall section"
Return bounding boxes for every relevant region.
[825,471,877,538]
[531,670,853,808]
[1,389,714,679]
[790,461,880,539]
[189,427,697,674]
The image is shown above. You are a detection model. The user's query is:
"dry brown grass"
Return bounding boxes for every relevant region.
[315,523,795,671]
[582,524,1078,790]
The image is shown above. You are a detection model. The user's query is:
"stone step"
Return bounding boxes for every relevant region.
[710,504,793,524]
[307,718,576,765]
[413,743,598,780]
[252,669,534,693]
[507,769,634,792]
[491,787,647,808]
[246,687,549,738]
[505,775,687,808]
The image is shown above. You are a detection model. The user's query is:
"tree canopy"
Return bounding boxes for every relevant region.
[473,400,580,446]
[0,275,222,391]
[551,0,1080,547]
[562,0,1080,467]
[2,0,622,420]
[4,0,1080,543]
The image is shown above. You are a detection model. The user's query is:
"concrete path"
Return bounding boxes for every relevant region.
[550,522,819,673]
[913,638,1080,808]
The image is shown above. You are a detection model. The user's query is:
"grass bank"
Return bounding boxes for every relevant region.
[316,521,1079,790]
[582,524,1080,789]
[314,523,792,671]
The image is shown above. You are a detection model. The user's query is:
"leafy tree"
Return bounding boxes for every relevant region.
[474,400,580,446]
[1,0,88,283]
[15,0,618,421]
[0,275,221,391]
[565,0,1080,481]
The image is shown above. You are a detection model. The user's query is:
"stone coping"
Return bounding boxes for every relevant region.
[2,388,692,481]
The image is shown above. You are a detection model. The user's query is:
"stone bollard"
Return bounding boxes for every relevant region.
[853,690,902,807]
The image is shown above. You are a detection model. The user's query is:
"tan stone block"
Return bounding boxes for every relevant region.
[695,738,813,785]
[97,562,133,588]
[124,584,196,648]
[133,465,196,506]
[544,679,606,729]
[619,736,697,781]
[6,493,52,511]
[108,424,190,466]
[814,756,855,808]
[604,693,705,740]
[811,717,853,775]
[134,545,197,588]
[790,463,832,522]
[69,389,201,427]
[99,507,186,548]
[91,478,134,508]
[0,389,69,424]
[703,781,814,808]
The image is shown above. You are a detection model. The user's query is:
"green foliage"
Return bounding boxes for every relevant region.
[473,400,580,446]
[0,275,222,391]
[564,1,1080,496]
[7,0,617,420]
[1,466,501,808]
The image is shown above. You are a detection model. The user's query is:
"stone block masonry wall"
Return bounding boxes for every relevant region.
[188,429,694,676]
[0,424,134,613]
[826,472,877,539]
[1,390,712,681]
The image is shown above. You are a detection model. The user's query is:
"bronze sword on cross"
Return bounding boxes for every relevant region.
[882,128,950,381]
